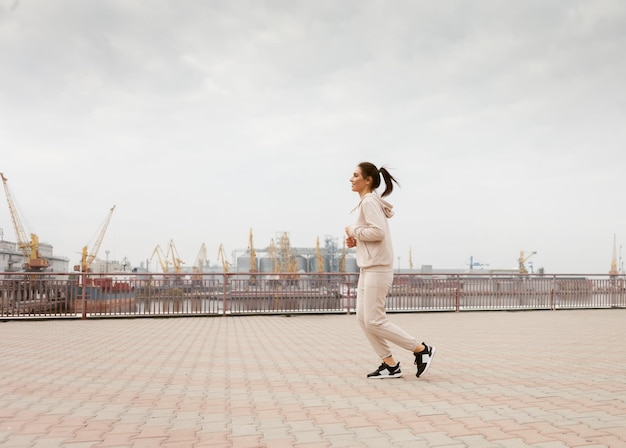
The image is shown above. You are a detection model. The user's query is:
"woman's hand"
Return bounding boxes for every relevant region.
[345,227,357,248]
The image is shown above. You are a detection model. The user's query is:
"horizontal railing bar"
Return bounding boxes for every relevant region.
[1,272,624,319]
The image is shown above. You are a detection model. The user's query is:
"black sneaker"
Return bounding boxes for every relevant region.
[367,362,403,379]
[414,343,435,378]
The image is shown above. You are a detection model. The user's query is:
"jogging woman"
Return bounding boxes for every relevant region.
[345,162,435,379]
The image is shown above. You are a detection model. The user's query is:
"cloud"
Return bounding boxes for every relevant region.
[1,1,625,273]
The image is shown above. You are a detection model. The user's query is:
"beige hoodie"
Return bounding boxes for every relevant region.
[348,192,394,271]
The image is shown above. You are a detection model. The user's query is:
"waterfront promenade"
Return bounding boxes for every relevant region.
[1,309,625,447]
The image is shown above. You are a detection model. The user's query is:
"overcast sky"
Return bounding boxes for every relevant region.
[1,0,626,274]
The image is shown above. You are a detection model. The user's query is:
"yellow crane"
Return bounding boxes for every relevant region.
[519,250,537,274]
[279,231,293,272]
[166,239,184,273]
[75,205,116,272]
[610,234,619,276]
[315,237,324,273]
[249,228,257,273]
[150,245,169,273]
[192,242,207,276]
[217,243,230,272]
[1,172,49,271]
[268,239,279,272]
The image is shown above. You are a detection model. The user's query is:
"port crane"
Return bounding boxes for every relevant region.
[315,237,323,273]
[150,245,169,273]
[518,251,537,274]
[248,228,257,273]
[192,243,207,275]
[610,234,619,276]
[74,205,116,272]
[166,239,184,274]
[217,243,230,272]
[281,232,299,274]
[1,172,49,271]
[268,239,279,272]
[150,240,184,273]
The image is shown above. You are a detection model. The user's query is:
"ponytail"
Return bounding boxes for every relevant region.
[379,166,399,197]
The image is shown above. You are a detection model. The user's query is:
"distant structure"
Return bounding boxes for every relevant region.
[609,234,619,276]
[0,233,69,273]
[518,251,537,274]
[234,233,358,274]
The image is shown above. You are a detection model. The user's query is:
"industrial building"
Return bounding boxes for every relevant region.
[0,236,69,273]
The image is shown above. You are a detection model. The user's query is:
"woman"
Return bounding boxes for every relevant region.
[345,162,435,379]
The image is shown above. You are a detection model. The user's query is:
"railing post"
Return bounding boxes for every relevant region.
[81,271,87,319]
[455,274,460,312]
[222,273,227,316]
[551,274,556,310]
[347,272,354,315]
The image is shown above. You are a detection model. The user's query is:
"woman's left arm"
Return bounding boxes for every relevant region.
[351,200,386,242]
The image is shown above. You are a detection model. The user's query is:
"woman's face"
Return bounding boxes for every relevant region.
[350,166,372,196]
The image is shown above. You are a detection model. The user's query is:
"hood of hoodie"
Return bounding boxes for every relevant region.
[362,192,394,218]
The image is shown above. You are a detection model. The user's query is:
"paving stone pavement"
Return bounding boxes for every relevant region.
[1,309,625,448]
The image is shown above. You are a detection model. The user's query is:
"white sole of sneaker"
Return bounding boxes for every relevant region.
[368,373,403,379]
[418,346,436,377]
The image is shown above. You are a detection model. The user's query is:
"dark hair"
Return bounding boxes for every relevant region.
[358,162,399,197]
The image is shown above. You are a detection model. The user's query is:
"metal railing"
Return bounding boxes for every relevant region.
[1,271,625,319]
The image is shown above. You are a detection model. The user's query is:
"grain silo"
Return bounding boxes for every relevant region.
[236,254,254,273]
[293,255,308,272]
[309,255,330,273]
[343,255,359,273]
[258,254,275,273]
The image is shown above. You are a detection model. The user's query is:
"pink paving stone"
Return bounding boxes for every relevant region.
[195,443,232,448]
[0,408,18,418]
[254,409,283,419]
[476,425,519,441]
[402,421,439,434]
[435,423,480,437]
[592,435,626,447]
[309,413,341,425]
[508,429,558,444]
[604,426,626,439]
[263,438,299,448]
[95,432,137,447]
[229,407,256,417]
[342,416,373,428]
[46,426,83,438]
[15,421,57,435]
[136,426,169,438]
[418,414,456,426]
[229,435,264,448]
[166,428,198,441]
[280,411,310,422]
[371,418,407,430]
[453,416,496,429]
[551,431,608,446]
[128,436,168,447]
[105,423,142,434]
[491,419,531,433]
[525,421,567,435]
[83,420,118,431]
[71,428,110,442]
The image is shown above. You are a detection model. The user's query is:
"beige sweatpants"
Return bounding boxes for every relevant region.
[356,269,418,359]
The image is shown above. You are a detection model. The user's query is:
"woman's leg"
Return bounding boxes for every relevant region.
[357,270,392,359]
[359,270,418,358]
